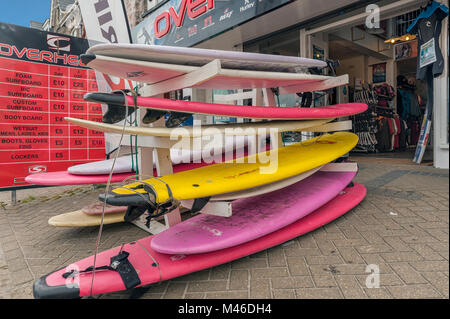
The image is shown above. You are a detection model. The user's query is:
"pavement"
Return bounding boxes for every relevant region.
[0,160,448,299]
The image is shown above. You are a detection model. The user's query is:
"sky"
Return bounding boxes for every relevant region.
[0,0,51,27]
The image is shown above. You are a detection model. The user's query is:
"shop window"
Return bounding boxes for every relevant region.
[243,29,300,57]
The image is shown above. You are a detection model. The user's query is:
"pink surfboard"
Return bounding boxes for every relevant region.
[151,171,356,255]
[82,203,126,215]
[24,161,209,186]
[24,171,135,186]
[25,143,267,186]
[33,183,366,299]
[85,93,368,120]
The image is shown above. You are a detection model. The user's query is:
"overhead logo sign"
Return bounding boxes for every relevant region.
[133,0,291,47]
[154,0,215,38]
[46,35,71,52]
[28,165,47,174]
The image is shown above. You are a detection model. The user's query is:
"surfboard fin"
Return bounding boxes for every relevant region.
[142,109,167,124]
[102,103,136,124]
[166,112,192,128]
[124,206,148,222]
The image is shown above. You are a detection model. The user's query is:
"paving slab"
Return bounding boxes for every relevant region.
[0,162,448,299]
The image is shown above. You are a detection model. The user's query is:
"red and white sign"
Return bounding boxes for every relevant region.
[0,23,105,189]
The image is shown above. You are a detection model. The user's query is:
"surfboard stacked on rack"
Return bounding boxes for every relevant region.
[33,44,368,299]
[28,137,266,227]
[25,136,251,187]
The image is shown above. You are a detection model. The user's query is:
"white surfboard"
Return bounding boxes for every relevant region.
[68,135,250,175]
[86,43,327,73]
[83,55,348,94]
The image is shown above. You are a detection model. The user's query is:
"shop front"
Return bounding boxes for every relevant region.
[133,0,449,169]
[293,0,449,168]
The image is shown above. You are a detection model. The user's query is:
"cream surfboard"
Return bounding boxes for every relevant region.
[65,117,336,137]
[48,210,126,227]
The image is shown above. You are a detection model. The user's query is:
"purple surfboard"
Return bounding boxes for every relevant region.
[151,170,356,255]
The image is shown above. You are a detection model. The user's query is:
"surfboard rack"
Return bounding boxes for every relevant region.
[107,58,351,234]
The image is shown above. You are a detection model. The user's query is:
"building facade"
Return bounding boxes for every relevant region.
[37,0,449,169]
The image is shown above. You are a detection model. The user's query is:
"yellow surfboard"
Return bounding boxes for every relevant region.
[106,132,358,205]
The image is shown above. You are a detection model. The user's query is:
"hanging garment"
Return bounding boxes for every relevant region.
[408,1,449,80]
[389,118,397,151]
[410,93,422,117]
[398,89,411,119]
[376,118,392,152]
[409,118,421,146]
[398,119,408,151]
[397,90,404,119]
[393,117,401,150]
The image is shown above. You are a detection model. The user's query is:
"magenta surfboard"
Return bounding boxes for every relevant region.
[25,171,135,186]
[152,171,356,255]
[84,93,368,120]
[33,182,366,299]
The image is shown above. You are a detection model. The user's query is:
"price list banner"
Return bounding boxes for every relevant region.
[0,22,105,189]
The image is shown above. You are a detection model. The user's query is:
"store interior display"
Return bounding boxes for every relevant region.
[321,1,448,162]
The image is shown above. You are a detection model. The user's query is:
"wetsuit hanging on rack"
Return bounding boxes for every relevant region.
[407,0,449,117]
[407,0,448,163]
[407,1,449,81]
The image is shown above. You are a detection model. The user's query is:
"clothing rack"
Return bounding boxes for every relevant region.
[351,85,379,153]
[351,83,411,154]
